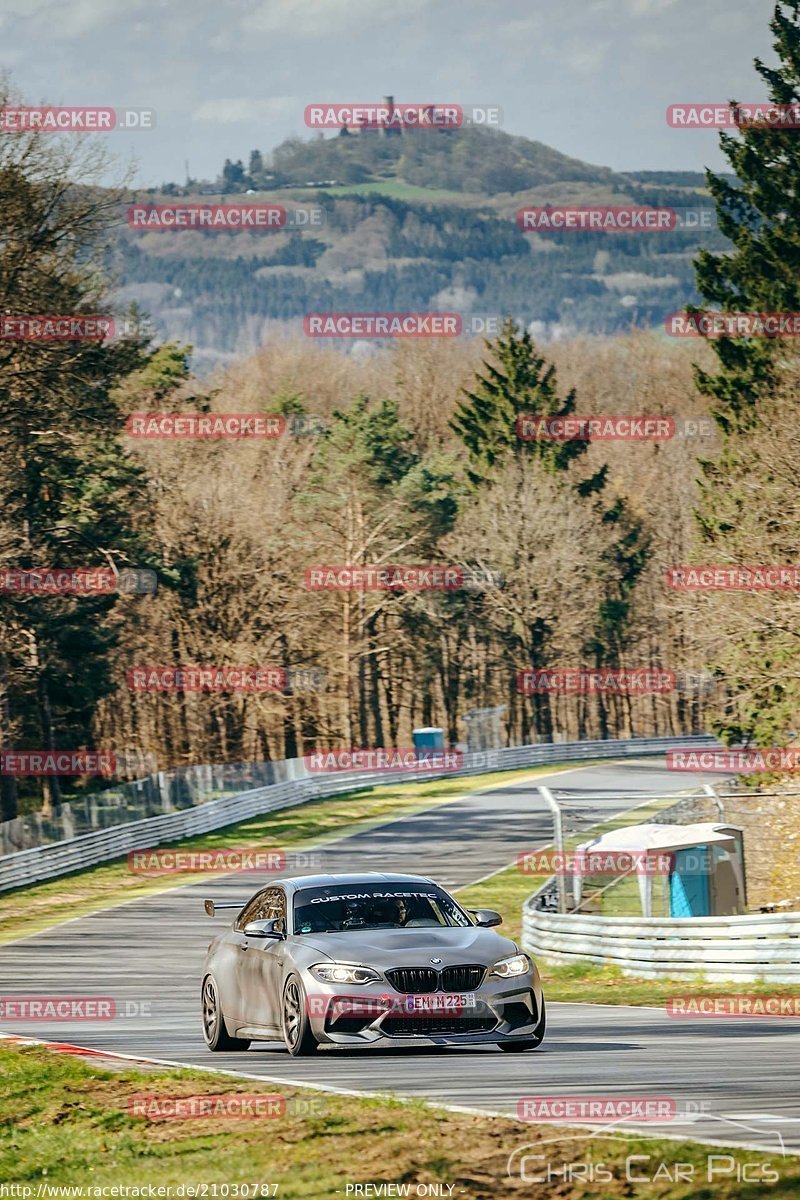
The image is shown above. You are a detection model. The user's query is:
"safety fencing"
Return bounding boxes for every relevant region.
[0,734,718,892]
[0,759,307,856]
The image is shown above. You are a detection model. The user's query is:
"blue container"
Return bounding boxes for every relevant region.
[670,845,711,917]
[412,727,445,751]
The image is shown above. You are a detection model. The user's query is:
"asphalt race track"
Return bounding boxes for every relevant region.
[2,758,798,1158]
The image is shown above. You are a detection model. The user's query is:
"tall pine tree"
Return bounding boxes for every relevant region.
[0,84,166,815]
[686,3,800,752]
[452,318,604,488]
[452,321,648,742]
[693,0,800,433]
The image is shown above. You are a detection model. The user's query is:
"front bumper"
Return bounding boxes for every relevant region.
[303,968,543,1046]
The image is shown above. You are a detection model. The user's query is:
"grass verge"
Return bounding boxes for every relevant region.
[1,1042,796,1200]
[0,762,587,946]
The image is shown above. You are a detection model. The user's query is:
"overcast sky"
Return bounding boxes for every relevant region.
[0,0,778,186]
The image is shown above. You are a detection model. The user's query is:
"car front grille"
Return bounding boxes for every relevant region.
[382,1014,497,1037]
[385,967,439,994]
[441,964,485,991]
[385,964,486,994]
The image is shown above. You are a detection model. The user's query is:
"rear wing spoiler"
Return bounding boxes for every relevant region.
[204,899,244,917]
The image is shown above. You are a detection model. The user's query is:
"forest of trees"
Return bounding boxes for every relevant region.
[125,115,735,363]
[120,180,725,365]
[3,0,800,820]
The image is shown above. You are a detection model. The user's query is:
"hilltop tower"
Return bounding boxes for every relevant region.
[382,95,401,137]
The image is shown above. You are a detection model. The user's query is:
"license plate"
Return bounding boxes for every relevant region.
[410,992,476,1012]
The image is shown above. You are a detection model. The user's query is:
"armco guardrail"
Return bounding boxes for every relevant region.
[0,759,307,856]
[0,734,718,893]
[521,908,800,983]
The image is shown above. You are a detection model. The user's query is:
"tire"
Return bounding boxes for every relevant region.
[498,998,546,1052]
[202,975,251,1052]
[282,974,318,1056]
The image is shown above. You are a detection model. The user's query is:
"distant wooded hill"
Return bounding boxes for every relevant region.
[115,127,730,370]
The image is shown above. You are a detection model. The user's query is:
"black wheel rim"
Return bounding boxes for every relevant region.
[202,977,218,1041]
[283,979,302,1048]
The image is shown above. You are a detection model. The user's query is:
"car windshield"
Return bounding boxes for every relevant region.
[292,883,472,934]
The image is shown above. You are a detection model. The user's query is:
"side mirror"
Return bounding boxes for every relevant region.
[204,899,244,917]
[471,909,503,928]
[243,919,283,940]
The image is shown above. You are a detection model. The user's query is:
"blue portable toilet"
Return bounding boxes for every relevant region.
[573,822,746,917]
[669,835,745,917]
[670,846,711,917]
[412,727,445,751]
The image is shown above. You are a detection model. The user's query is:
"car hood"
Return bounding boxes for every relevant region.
[293,925,518,965]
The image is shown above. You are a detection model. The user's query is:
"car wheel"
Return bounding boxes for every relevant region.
[498,998,546,1052]
[202,975,251,1052]
[282,974,318,1056]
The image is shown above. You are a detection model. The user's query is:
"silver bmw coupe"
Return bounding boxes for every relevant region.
[201,871,545,1055]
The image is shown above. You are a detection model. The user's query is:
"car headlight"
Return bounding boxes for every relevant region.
[490,953,532,979]
[310,963,382,985]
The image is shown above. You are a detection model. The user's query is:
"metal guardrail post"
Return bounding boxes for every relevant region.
[703,783,724,821]
[537,785,567,914]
